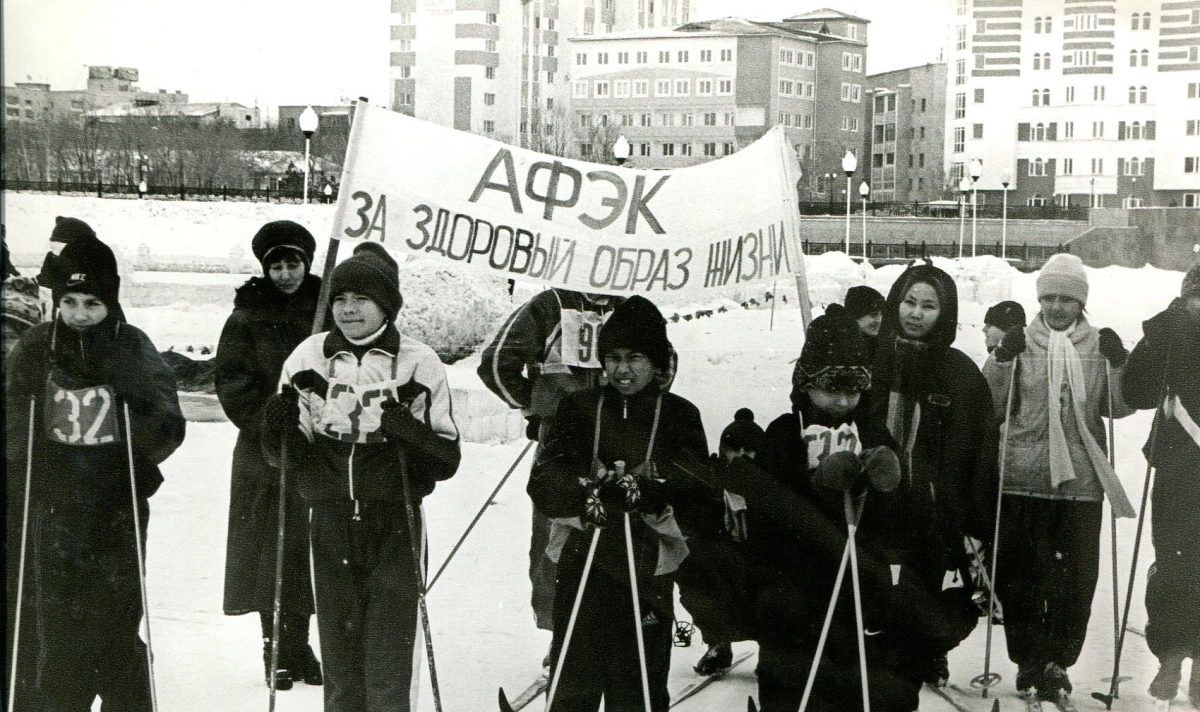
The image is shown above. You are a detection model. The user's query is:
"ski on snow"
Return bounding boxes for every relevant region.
[1018,690,1045,712]
[498,672,549,712]
[668,650,755,708]
[925,683,972,712]
[1153,700,1173,711]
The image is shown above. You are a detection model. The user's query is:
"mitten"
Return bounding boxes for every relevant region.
[861,446,901,493]
[379,400,421,444]
[637,477,669,516]
[992,328,1026,363]
[525,415,542,441]
[261,387,300,436]
[1097,327,1128,367]
[813,450,863,492]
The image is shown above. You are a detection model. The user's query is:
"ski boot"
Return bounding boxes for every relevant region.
[1038,662,1075,709]
[1149,653,1184,701]
[263,644,294,691]
[1015,665,1042,695]
[290,644,323,686]
[694,642,733,676]
[924,655,950,688]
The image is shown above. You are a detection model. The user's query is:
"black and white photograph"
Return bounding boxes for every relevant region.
[4,0,1199,710]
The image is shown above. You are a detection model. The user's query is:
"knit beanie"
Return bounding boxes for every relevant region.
[720,408,766,453]
[251,220,316,271]
[984,300,1027,332]
[793,304,871,397]
[598,295,672,371]
[1181,263,1200,298]
[844,285,885,320]
[3,276,43,328]
[1037,253,1089,305]
[53,234,123,317]
[329,242,402,322]
[50,216,97,245]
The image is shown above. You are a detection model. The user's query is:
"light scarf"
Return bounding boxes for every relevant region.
[1044,320,1136,517]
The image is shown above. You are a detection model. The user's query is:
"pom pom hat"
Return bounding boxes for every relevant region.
[328,242,402,322]
[1037,253,1089,305]
[720,408,766,453]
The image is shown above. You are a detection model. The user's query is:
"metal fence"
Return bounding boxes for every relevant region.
[797,200,1089,221]
[0,179,339,204]
[803,239,1067,269]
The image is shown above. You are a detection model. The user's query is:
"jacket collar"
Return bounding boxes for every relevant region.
[323,322,400,358]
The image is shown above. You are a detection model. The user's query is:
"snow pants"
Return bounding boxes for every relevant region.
[996,495,1102,674]
[675,535,752,645]
[548,556,673,711]
[756,635,921,712]
[1145,465,1200,659]
[309,501,421,712]
[28,496,153,711]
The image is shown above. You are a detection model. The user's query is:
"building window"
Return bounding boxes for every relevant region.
[675,79,690,95]
[720,49,733,61]
[700,49,712,62]
[957,0,967,16]
[955,93,966,119]
[1126,157,1143,175]
[841,83,851,102]
[1074,50,1097,67]
[595,81,610,97]
[659,112,673,127]
[398,39,412,51]
[636,51,648,63]
[486,12,498,24]
[703,112,717,126]
[1186,157,1199,173]
[618,52,629,64]
[1062,158,1074,175]
[678,50,689,63]
[723,142,734,155]
[680,112,693,126]
[486,39,497,51]
[483,120,495,133]
[1064,121,1074,138]
[724,112,735,126]
[977,19,987,34]
[1092,121,1104,138]
[1034,16,1042,33]
[640,113,651,126]
[1077,14,1098,30]
[579,113,591,127]
[639,143,651,156]
[398,12,412,23]
[579,143,593,156]
[973,123,984,139]
[681,143,693,156]
[718,80,732,94]
[1033,122,1046,141]
[484,93,495,106]
[955,26,966,49]
[662,143,675,156]
[614,80,630,97]
[697,79,712,95]
[659,51,670,63]
[485,67,495,79]
[656,79,671,96]
[852,84,862,103]
[1092,157,1104,174]
[597,52,609,65]
[620,113,633,127]
[574,81,588,98]
[1188,119,1199,136]
[1094,85,1106,101]
[634,80,649,97]
[1190,83,1199,99]
[954,127,965,152]
[955,59,966,85]
[576,53,587,65]
[919,153,926,167]
[1065,86,1075,103]
[1029,158,1045,176]
[780,80,793,96]
[919,126,926,138]
[703,142,717,156]
[850,118,859,132]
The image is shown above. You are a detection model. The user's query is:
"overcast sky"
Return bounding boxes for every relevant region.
[3,0,943,117]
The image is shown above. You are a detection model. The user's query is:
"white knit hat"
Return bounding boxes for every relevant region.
[1037,253,1089,305]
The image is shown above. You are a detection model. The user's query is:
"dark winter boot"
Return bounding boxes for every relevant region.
[694,642,733,676]
[263,642,294,691]
[1038,662,1072,701]
[1015,665,1042,694]
[924,655,950,687]
[292,644,323,686]
[1148,653,1183,700]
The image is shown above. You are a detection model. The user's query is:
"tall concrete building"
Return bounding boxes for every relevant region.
[566,10,872,186]
[388,0,691,151]
[947,0,1200,208]
[866,64,948,203]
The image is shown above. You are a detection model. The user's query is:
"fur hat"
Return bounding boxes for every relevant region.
[329,242,402,322]
[598,295,672,371]
[53,234,123,317]
[984,300,1027,332]
[1181,263,1200,298]
[251,220,316,270]
[844,285,885,320]
[1037,253,1089,305]
[793,304,871,398]
[50,216,97,245]
[720,408,766,453]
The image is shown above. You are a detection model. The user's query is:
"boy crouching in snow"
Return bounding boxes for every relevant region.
[528,295,720,712]
[260,242,461,712]
[6,229,185,709]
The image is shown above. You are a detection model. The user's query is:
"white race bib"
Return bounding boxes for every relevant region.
[44,381,121,446]
[316,380,399,444]
[558,308,607,369]
[801,421,861,470]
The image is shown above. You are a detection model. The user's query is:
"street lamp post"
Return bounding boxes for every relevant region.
[958,177,970,259]
[298,106,319,204]
[842,151,857,254]
[612,134,631,167]
[969,159,982,257]
[1001,177,1010,259]
[1130,176,1137,208]
[859,181,870,261]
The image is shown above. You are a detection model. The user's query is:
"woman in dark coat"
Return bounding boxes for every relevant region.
[865,262,1000,687]
[216,221,323,689]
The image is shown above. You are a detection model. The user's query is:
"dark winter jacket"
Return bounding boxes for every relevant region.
[6,316,185,504]
[478,289,623,417]
[1122,299,1200,474]
[528,384,717,616]
[215,274,320,614]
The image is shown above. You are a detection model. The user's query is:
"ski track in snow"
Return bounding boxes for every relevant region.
[10,193,1185,711]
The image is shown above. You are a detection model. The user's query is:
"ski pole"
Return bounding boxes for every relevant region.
[1101,363,1129,695]
[623,512,653,712]
[799,495,866,712]
[974,357,1018,697]
[7,398,35,712]
[844,492,870,712]
[123,401,159,712]
[397,444,443,712]
[545,526,602,712]
[268,437,288,711]
[428,440,534,593]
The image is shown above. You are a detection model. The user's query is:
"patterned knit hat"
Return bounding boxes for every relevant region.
[1181,263,1200,298]
[793,304,871,396]
[3,276,43,328]
[720,408,766,453]
[329,242,402,322]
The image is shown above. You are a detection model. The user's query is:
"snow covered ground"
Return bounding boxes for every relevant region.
[6,193,1192,711]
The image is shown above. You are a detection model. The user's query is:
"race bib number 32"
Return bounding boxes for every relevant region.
[559,309,606,369]
[45,383,121,446]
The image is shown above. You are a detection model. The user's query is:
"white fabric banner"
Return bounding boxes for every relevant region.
[329,105,809,296]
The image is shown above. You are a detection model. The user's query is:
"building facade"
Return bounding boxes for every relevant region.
[3,66,189,125]
[947,0,1200,208]
[388,0,691,151]
[866,63,948,203]
[566,10,871,185]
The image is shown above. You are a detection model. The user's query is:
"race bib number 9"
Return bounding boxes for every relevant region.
[801,421,861,470]
[45,384,121,446]
[559,309,606,369]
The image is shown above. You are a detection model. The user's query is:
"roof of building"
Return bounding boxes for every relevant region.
[571,16,864,43]
[246,150,340,175]
[88,102,254,119]
[783,8,871,24]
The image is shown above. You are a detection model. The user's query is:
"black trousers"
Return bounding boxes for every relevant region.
[1146,466,1200,659]
[996,495,1102,672]
[530,507,557,632]
[310,501,422,712]
[548,543,673,712]
[675,535,752,645]
[756,636,922,712]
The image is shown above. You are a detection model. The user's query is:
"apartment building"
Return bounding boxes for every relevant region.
[388,0,690,151]
[3,66,189,125]
[866,63,948,203]
[567,10,871,184]
[947,0,1200,208]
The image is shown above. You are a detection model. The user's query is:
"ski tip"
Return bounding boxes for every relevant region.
[499,687,515,712]
[991,699,1000,712]
[747,695,758,712]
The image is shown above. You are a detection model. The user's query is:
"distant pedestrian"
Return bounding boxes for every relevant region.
[323,182,334,204]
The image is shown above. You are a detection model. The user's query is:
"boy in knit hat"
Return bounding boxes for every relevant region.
[982,300,1027,353]
[260,241,461,711]
[1122,263,1200,705]
[528,295,719,711]
[6,231,185,709]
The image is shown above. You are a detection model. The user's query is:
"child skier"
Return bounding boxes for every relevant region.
[261,241,461,711]
[6,231,185,709]
[528,295,718,711]
[1122,264,1200,706]
[746,304,911,712]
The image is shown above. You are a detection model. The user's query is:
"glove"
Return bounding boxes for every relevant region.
[1097,328,1128,367]
[813,450,863,492]
[261,387,300,436]
[584,461,639,527]
[992,328,1026,363]
[637,476,669,516]
[525,415,542,441]
[861,446,901,493]
[380,399,422,444]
